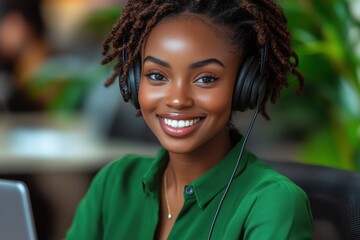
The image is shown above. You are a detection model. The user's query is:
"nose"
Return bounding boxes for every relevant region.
[165,81,194,109]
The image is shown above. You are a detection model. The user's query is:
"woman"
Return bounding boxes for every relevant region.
[66,0,313,239]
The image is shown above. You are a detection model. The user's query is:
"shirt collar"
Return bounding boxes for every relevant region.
[142,148,168,196]
[142,137,249,207]
[191,138,249,208]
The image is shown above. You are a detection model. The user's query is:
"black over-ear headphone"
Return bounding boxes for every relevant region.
[119,45,268,111]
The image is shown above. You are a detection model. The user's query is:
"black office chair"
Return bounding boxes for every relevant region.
[265,160,360,240]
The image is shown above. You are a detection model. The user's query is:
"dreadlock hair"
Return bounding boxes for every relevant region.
[101,0,304,119]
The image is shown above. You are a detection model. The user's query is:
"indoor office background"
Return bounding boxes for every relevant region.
[0,0,359,240]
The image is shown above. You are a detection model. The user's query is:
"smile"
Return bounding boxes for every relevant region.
[163,118,201,128]
[157,115,205,137]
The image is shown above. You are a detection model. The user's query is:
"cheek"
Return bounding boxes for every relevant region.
[138,81,163,112]
[201,94,231,111]
[196,84,234,116]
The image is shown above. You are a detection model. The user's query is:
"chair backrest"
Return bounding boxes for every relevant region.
[265,160,360,240]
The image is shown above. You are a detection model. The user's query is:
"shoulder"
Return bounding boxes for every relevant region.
[245,152,312,221]
[239,153,313,239]
[94,153,156,184]
[102,153,155,174]
[85,153,160,198]
[66,153,158,240]
[243,152,306,196]
[239,151,312,217]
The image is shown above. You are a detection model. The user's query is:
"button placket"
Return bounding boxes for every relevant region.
[185,186,194,196]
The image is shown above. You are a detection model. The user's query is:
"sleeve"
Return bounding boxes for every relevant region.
[243,181,313,240]
[65,165,111,240]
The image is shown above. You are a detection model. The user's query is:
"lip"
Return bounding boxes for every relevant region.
[157,114,205,137]
[158,113,205,120]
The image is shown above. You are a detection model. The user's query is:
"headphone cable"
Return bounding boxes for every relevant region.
[207,102,260,240]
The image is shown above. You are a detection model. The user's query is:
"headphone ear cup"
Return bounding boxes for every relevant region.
[232,56,257,111]
[127,57,142,109]
[232,55,266,111]
[249,67,266,109]
[119,49,142,109]
[232,57,249,110]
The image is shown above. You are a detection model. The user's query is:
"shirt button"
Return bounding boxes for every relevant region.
[185,186,194,196]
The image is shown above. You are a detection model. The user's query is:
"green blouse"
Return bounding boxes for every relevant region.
[66,139,313,239]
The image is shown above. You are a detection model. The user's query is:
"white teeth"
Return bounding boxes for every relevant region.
[162,118,201,128]
[172,120,178,128]
[178,120,185,128]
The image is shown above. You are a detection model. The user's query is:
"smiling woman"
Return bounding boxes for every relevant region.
[139,15,239,157]
[66,1,313,239]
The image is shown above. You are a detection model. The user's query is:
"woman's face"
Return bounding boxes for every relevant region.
[139,14,242,155]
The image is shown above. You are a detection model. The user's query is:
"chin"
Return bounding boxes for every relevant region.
[156,132,219,156]
[158,137,195,154]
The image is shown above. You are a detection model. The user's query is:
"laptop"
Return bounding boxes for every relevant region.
[0,179,37,240]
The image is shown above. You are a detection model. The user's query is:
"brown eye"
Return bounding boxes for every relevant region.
[195,75,219,85]
[146,73,166,81]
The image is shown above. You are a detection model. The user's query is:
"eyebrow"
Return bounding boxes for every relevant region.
[143,56,171,68]
[190,58,225,69]
[143,56,225,69]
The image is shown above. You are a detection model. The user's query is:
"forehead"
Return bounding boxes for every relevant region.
[142,14,241,58]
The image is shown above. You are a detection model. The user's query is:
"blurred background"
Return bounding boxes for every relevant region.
[0,0,359,239]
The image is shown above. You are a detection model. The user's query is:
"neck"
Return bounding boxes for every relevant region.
[166,128,232,196]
